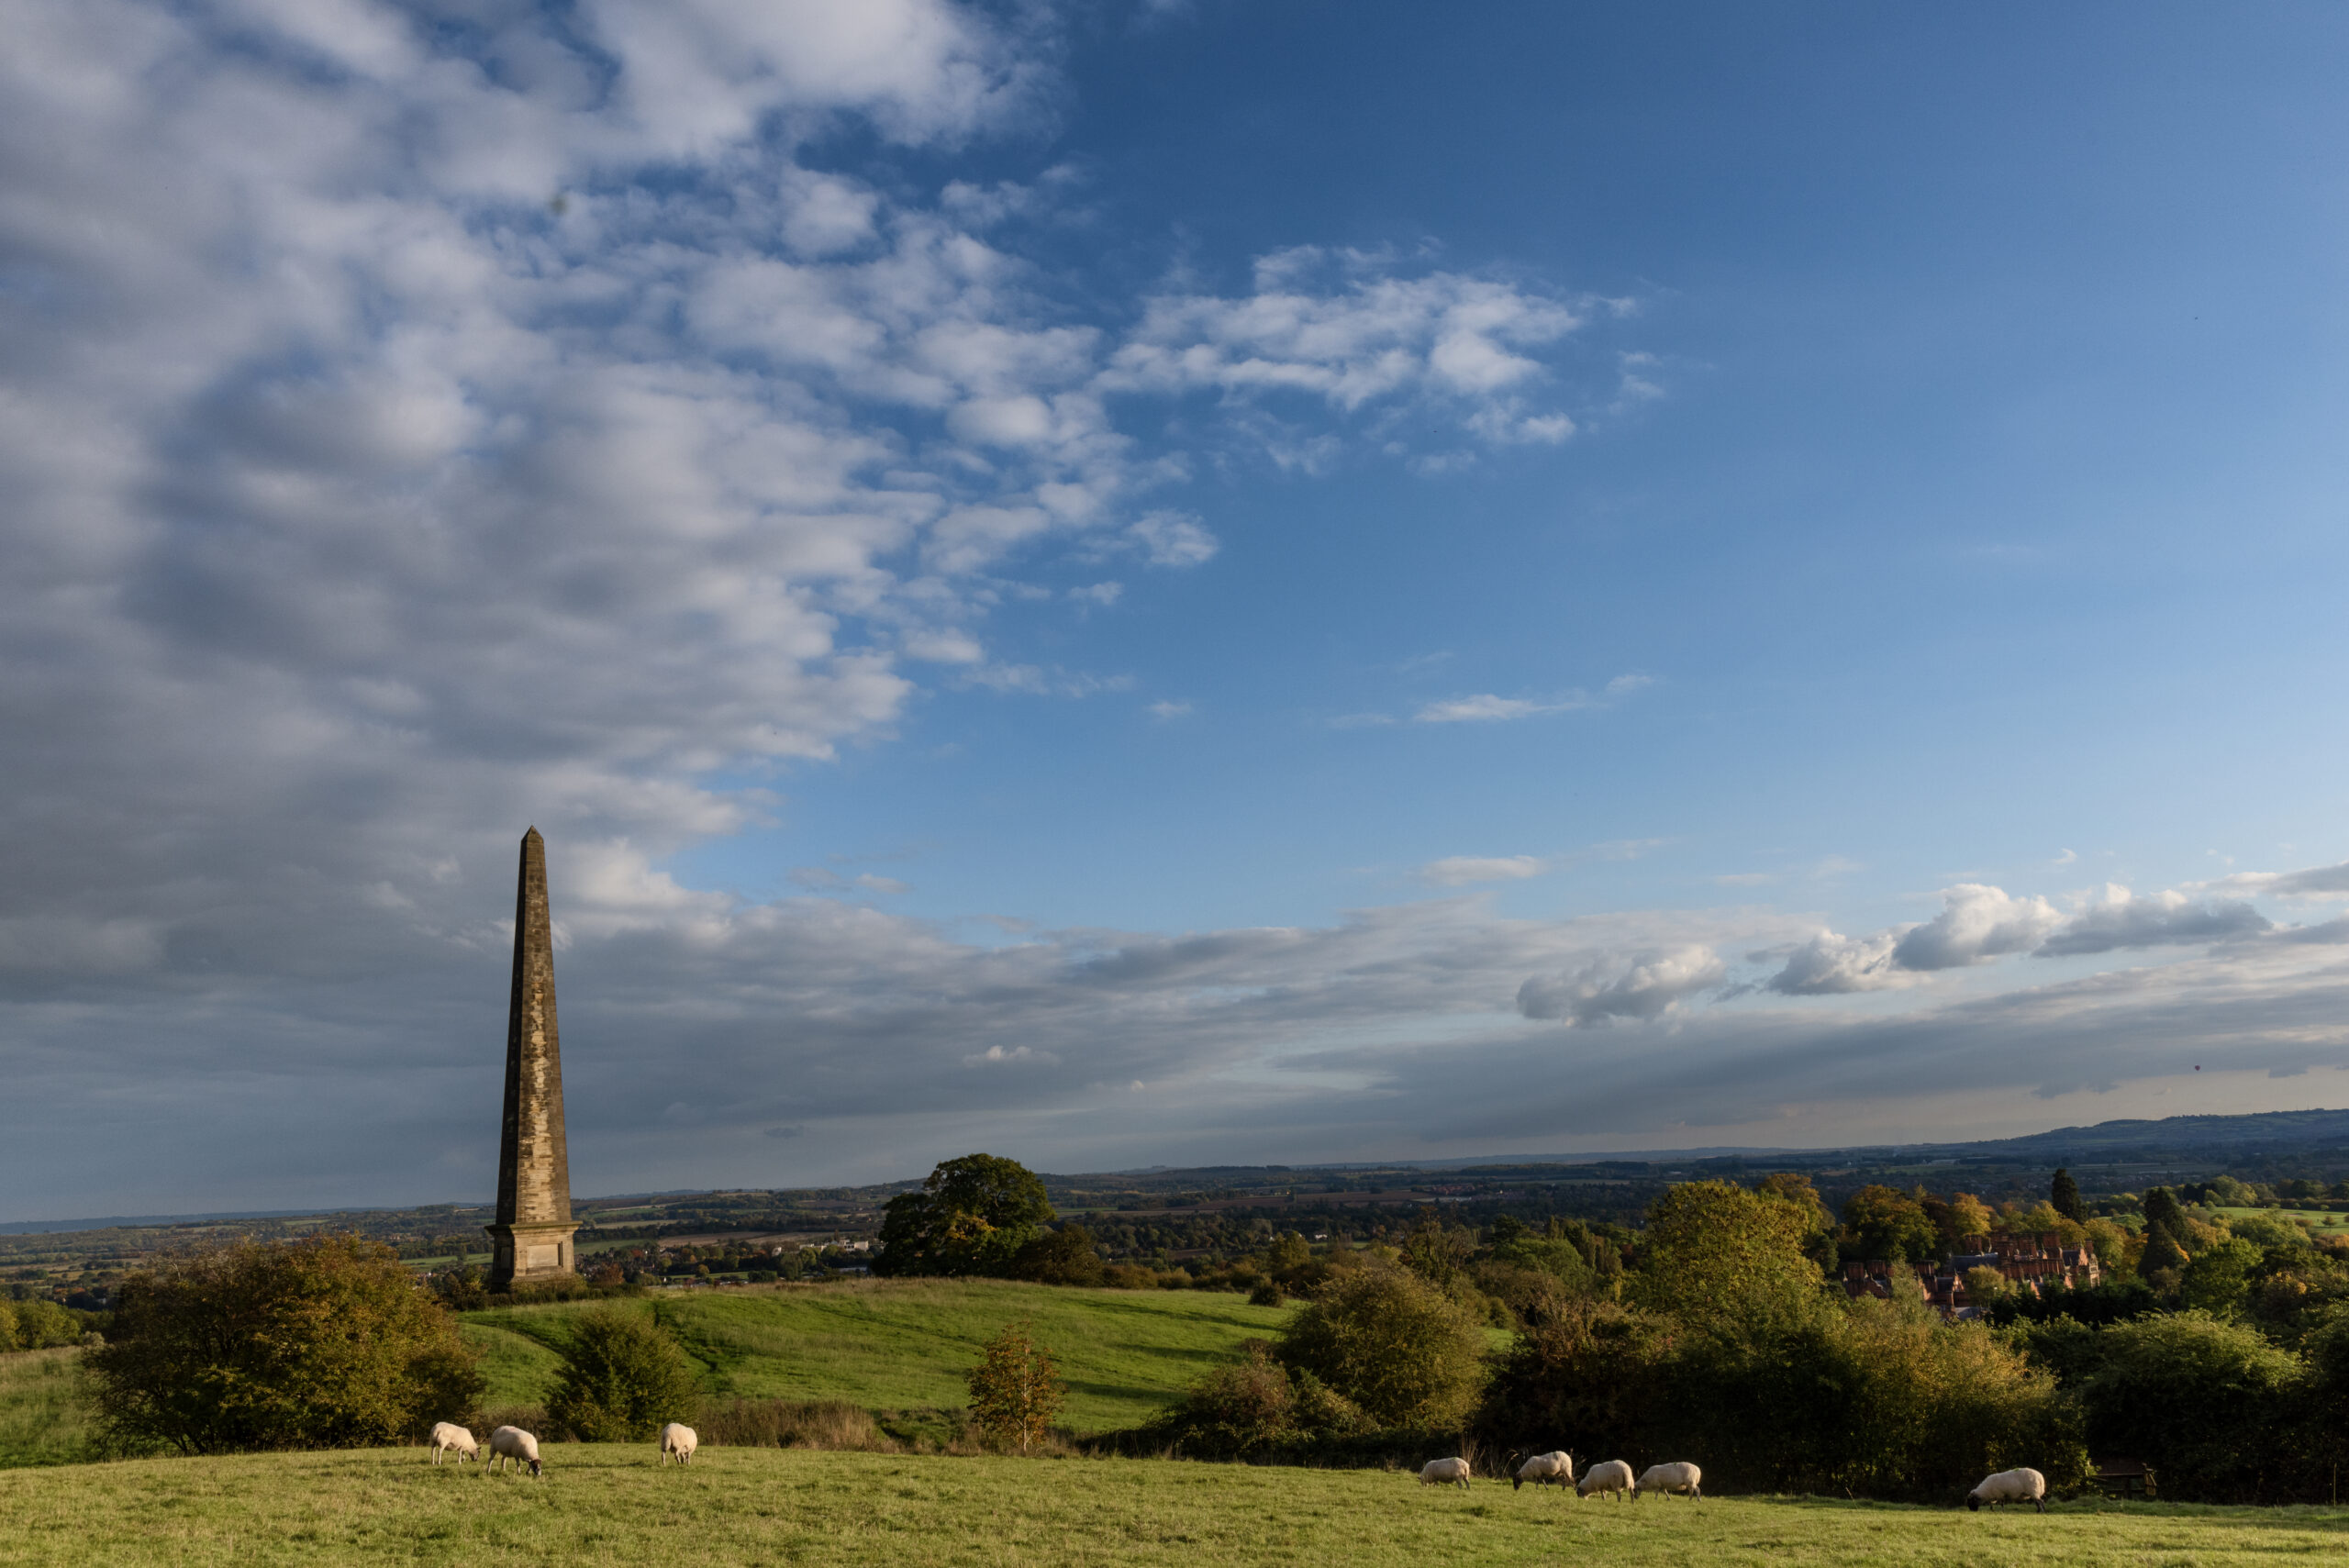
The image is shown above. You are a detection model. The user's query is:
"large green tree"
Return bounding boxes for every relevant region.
[1277,1262,1486,1429]
[86,1234,482,1454]
[874,1153,1054,1277]
[1635,1180,1826,1329]
[1841,1184,1943,1262]
[545,1306,702,1440]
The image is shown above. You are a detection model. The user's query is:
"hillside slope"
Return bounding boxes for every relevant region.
[462,1278,1291,1433]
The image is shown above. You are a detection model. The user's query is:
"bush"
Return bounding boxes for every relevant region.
[2079,1310,2302,1502]
[698,1396,895,1451]
[545,1307,702,1441]
[86,1234,483,1454]
[1146,1340,1365,1458]
[1476,1299,1671,1461]
[1276,1262,1486,1429]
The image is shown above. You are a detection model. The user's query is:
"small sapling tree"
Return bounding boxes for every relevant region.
[965,1322,1063,1453]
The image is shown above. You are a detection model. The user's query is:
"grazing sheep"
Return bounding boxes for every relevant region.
[1577,1459,1636,1500]
[487,1425,543,1478]
[660,1422,698,1465]
[1965,1467,2046,1512]
[1512,1451,1575,1491]
[1418,1457,1473,1490]
[1634,1462,1701,1499]
[428,1422,477,1466]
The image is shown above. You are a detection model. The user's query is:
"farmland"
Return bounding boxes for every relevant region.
[2,1446,2344,1567]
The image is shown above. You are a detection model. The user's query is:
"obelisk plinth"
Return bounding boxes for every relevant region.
[484,827,579,1288]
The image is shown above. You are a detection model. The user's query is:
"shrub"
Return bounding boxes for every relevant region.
[1276,1262,1486,1429]
[698,1396,895,1451]
[1146,1341,1364,1458]
[965,1323,1063,1454]
[1476,1299,1671,1461]
[1248,1281,1284,1307]
[545,1307,702,1441]
[86,1234,483,1454]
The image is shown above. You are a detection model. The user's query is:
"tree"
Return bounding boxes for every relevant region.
[874,1153,1054,1277]
[86,1234,482,1454]
[2143,1186,2190,1240]
[2081,1311,2302,1501]
[2141,1221,2189,1283]
[1946,1193,1996,1245]
[1277,1262,1487,1429]
[965,1322,1064,1453]
[1963,1265,2010,1306]
[545,1306,701,1440]
[1009,1225,1105,1286]
[1636,1181,1825,1329]
[2051,1168,2085,1223]
[2178,1238,2263,1318]
[1841,1185,1943,1262]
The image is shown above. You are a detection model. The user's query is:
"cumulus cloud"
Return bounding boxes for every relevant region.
[2037,885,2273,956]
[1889,884,2064,972]
[1764,929,1918,995]
[1516,946,1727,1026]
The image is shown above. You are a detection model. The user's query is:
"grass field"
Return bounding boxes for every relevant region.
[0,1349,108,1469]
[1,1447,2343,1567]
[2207,1204,2349,1239]
[459,1278,1291,1433]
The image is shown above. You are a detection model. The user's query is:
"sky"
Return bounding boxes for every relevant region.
[5,1,2349,1220]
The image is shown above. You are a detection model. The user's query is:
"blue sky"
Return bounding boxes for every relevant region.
[4,1,2348,1218]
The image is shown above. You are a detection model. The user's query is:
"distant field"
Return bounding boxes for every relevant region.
[461,1278,1292,1433]
[4,1447,2344,1567]
[2206,1205,2349,1237]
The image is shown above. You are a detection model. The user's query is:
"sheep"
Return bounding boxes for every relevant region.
[1418,1457,1473,1490]
[1634,1462,1701,1500]
[427,1421,478,1466]
[487,1425,543,1478]
[1512,1451,1575,1491]
[660,1422,698,1465]
[1965,1467,2046,1512]
[1577,1459,1636,1500]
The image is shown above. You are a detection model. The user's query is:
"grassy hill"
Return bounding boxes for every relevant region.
[4,1446,2346,1566]
[461,1278,1291,1433]
[0,1278,1288,1468]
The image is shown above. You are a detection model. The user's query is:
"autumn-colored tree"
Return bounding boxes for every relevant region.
[965,1322,1064,1453]
[87,1234,482,1454]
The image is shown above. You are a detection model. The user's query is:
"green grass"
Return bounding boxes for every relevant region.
[0,1350,115,1468]
[462,1278,1292,1432]
[3,1447,2345,1566]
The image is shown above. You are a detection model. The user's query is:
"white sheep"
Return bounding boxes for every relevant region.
[660,1422,698,1465]
[1512,1451,1574,1491]
[1418,1457,1473,1490]
[1577,1459,1636,1499]
[427,1421,478,1466]
[487,1425,543,1478]
[1634,1462,1701,1499]
[1965,1467,2046,1512]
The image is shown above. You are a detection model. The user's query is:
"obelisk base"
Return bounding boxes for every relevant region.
[484,1221,580,1289]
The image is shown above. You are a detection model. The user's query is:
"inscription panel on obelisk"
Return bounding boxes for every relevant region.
[484,827,580,1288]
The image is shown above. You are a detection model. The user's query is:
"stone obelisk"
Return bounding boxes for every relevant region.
[484,827,579,1288]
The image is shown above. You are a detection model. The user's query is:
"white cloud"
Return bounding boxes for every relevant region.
[2036,884,2272,955]
[1890,884,2065,971]
[1127,511,1220,567]
[1765,929,1919,995]
[1146,699,1194,719]
[1419,855,1549,887]
[2203,858,2349,901]
[1517,946,1727,1026]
